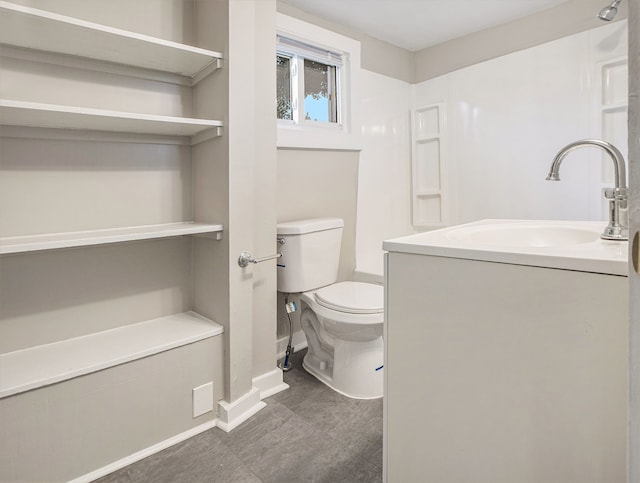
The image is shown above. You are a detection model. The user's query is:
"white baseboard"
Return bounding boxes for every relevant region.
[68,379,283,482]
[253,368,289,399]
[216,386,266,433]
[277,329,307,359]
[69,419,218,483]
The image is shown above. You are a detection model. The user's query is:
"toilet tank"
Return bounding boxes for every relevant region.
[277,218,344,293]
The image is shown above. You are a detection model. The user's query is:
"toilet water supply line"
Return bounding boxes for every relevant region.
[279,295,297,372]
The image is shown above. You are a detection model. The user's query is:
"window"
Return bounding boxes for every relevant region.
[276,13,361,150]
[276,35,342,126]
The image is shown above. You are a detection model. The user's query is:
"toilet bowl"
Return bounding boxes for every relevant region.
[299,281,384,399]
[276,218,385,399]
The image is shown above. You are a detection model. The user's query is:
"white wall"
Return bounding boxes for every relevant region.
[355,70,413,277]
[355,21,628,279]
[413,21,628,226]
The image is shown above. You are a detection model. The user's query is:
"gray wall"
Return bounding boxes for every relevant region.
[413,0,629,82]
[276,148,359,339]
[276,2,413,83]
[279,0,629,84]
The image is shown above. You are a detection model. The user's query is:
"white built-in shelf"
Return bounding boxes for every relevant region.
[0,100,223,143]
[415,134,440,143]
[412,103,446,227]
[0,222,223,255]
[0,1,223,81]
[601,102,628,113]
[0,311,224,398]
[415,190,441,197]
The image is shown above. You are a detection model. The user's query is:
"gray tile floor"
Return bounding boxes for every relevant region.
[96,349,383,482]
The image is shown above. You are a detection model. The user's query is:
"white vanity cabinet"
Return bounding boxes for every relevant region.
[384,222,628,482]
[0,2,229,480]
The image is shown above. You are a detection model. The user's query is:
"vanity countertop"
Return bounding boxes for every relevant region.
[383,219,628,276]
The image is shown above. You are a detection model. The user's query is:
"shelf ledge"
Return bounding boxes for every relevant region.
[0,1,223,80]
[0,222,223,255]
[0,312,224,399]
[0,100,223,142]
[415,191,442,198]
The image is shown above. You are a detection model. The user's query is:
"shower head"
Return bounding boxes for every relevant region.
[598,0,622,21]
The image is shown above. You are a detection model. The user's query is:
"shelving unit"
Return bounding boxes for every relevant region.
[0,1,225,401]
[0,222,223,255]
[0,311,224,398]
[0,2,235,479]
[0,1,222,81]
[411,103,447,227]
[596,56,629,218]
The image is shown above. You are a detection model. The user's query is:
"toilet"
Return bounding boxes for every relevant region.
[277,218,384,399]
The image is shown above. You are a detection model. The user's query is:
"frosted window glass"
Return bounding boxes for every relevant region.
[277,55,292,120]
[303,59,337,123]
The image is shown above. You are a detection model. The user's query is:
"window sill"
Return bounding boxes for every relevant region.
[277,123,362,151]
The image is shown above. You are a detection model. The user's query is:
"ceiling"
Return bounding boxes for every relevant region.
[279,0,571,52]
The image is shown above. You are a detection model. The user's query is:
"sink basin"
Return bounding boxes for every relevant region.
[444,223,599,247]
[382,219,628,276]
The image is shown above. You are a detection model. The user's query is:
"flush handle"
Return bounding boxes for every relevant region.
[238,251,283,268]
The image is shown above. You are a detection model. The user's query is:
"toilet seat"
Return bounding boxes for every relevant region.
[315,281,383,315]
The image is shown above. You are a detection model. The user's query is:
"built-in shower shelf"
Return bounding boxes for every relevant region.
[0,311,224,398]
[601,102,627,113]
[415,134,440,143]
[0,1,223,81]
[0,100,223,144]
[411,103,446,227]
[0,222,223,255]
[415,190,442,197]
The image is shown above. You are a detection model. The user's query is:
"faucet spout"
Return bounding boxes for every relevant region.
[546,139,628,240]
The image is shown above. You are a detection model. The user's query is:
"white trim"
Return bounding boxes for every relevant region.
[252,368,289,400]
[216,387,266,433]
[68,419,218,483]
[276,13,361,151]
[277,329,308,360]
[383,252,389,483]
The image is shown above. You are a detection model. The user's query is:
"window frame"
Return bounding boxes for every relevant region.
[276,13,361,151]
[277,36,343,129]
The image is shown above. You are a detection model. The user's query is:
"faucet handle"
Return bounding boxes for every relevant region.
[604,187,627,200]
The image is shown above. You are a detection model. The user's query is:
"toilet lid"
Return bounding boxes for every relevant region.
[315,281,384,314]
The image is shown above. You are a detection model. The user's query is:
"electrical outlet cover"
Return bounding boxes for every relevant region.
[192,382,214,418]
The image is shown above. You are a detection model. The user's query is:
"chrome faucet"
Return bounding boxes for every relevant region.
[546,139,628,240]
